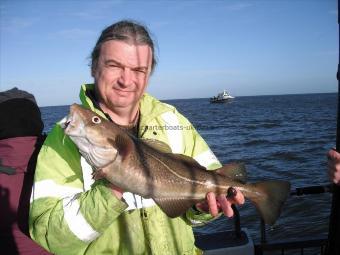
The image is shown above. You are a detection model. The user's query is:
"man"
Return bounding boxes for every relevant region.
[29,20,244,255]
[327,149,340,185]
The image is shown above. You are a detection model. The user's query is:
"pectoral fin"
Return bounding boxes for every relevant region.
[108,135,134,161]
[169,153,207,170]
[142,139,172,153]
[154,197,202,218]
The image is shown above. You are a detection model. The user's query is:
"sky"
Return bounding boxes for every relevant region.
[0,0,338,106]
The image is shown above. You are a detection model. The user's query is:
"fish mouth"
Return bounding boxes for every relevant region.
[61,107,117,169]
[60,116,69,130]
[62,109,86,138]
[61,111,95,160]
[60,116,72,129]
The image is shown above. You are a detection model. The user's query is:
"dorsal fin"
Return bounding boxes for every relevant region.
[168,153,207,170]
[142,138,172,153]
[215,162,247,183]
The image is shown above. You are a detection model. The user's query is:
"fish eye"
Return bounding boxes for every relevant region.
[92,116,101,124]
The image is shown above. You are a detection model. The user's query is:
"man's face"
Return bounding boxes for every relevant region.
[92,40,152,110]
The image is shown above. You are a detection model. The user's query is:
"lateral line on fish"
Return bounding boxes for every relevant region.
[143,150,230,189]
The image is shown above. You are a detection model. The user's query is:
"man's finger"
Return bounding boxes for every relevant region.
[226,188,245,205]
[207,192,219,217]
[233,189,245,205]
[227,187,237,198]
[217,194,233,217]
[328,149,340,162]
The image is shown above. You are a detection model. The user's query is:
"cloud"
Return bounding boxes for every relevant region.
[226,3,254,11]
[150,21,171,30]
[314,50,339,56]
[66,10,105,21]
[65,1,124,20]
[151,68,241,83]
[329,9,338,15]
[0,3,7,16]
[1,17,39,32]
[180,68,241,76]
[51,28,97,40]
[71,11,97,18]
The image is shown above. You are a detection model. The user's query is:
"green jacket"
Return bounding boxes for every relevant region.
[29,84,222,255]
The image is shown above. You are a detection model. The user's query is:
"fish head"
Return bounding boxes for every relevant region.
[62,104,119,169]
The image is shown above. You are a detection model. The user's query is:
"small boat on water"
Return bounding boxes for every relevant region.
[210,90,234,103]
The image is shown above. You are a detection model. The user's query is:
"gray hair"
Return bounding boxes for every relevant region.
[91,20,157,73]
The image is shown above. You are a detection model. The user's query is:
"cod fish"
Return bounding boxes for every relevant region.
[63,104,291,225]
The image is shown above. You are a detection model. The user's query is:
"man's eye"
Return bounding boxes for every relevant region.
[106,63,120,69]
[134,69,146,74]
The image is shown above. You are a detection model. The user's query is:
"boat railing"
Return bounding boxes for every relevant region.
[195,184,332,255]
[254,184,332,255]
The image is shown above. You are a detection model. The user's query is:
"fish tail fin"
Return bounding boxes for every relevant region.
[245,180,290,225]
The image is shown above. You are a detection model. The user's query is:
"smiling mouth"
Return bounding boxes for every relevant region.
[113,88,135,94]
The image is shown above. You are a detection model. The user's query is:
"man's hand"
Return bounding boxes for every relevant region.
[327,149,340,185]
[107,183,124,200]
[195,188,245,217]
[93,169,125,199]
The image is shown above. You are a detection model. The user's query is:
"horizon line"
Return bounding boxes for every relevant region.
[39,91,337,108]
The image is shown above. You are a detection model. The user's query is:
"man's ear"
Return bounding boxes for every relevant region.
[91,66,95,77]
[91,61,97,77]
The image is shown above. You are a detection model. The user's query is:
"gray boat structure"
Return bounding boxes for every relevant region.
[210,90,235,103]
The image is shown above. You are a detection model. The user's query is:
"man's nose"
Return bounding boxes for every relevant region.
[118,68,134,87]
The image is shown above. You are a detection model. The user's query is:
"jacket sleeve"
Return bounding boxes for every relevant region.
[29,124,128,255]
